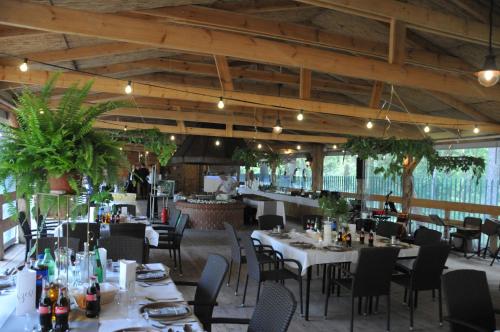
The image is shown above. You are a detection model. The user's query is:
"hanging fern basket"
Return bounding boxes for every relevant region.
[48,174,74,194]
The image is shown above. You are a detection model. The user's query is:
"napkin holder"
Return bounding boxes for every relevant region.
[16,266,36,315]
[119,260,136,290]
[98,248,107,281]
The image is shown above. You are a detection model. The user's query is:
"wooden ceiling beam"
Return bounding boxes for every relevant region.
[212,0,311,13]
[94,119,347,144]
[0,25,46,38]
[369,81,385,108]
[298,0,500,47]
[299,68,312,100]
[2,65,499,133]
[426,91,495,123]
[135,5,474,73]
[213,55,234,91]
[1,1,497,101]
[388,19,406,65]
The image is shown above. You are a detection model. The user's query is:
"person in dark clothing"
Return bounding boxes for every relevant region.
[136,163,149,199]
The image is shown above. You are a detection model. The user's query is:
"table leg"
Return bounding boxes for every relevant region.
[305,266,312,321]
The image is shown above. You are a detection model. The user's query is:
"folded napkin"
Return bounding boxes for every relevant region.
[146,305,189,318]
[137,271,167,281]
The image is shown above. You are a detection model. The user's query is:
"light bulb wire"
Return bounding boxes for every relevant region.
[488,0,494,55]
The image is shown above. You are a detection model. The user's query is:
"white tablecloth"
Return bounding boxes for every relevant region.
[0,263,203,332]
[251,230,419,276]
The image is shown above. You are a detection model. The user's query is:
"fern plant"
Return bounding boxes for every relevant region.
[0,73,127,205]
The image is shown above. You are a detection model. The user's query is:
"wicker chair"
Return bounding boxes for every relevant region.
[258,215,284,230]
[63,223,100,251]
[442,269,499,332]
[175,254,228,332]
[413,227,442,246]
[30,236,80,258]
[98,235,145,263]
[155,214,189,275]
[212,282,297,332]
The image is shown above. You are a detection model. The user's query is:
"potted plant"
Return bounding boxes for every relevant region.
[318,194,349,230]
[0,74,126,213]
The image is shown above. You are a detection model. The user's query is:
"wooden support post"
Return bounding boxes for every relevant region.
[311,144,324,191]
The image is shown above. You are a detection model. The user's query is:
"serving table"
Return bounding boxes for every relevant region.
[251,230,419,320]
[0,263,203,331]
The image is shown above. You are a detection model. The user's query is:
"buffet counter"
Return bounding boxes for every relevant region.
[175,199,245,230]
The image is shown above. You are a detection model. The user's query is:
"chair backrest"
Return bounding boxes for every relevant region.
[31,237,80,258]
[301,214,322,230]
[240,234,261,281]
[173,214,189,245]
[168,208,181,228]
[193,254,228,330]
[411,243,449,290]
[63,223,100,251]
[355,218,375,232]
[98,235,145,263]
[482,218,500,236]
[109,223,146,239]
[258,215,284,230]
[224,222,241,262]
[352,247,400,297]
[463,216,482,229]
[376,221,402,238]
[442,270,496,332]
[248,282,297,332]
[414,227,442,246]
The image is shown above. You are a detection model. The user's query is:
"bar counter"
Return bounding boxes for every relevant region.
[176,199,245,230]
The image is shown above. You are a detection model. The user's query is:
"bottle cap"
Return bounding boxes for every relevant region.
[44,248,50,253]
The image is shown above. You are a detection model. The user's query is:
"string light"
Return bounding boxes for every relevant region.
[170,135,175,141]
[145,151,149,155]
[366,120,373,129]
[39,109,44,115]
[273,117,283,134]
[217,97,225,109]
[123,125,127,131]
[332,144,337,150]
[297,110,304,121]
[215,139,221,146]
[296,144,301,150]
[119,147,123,151]
[125,81,133,94]
[19,58,28,72]
[424,124,430,133]
[476,0,499,87]
[257,143,262,149]
[473,125,480,134]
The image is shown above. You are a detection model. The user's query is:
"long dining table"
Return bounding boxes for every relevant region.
[251,229,420,320]
[0,263,203,331]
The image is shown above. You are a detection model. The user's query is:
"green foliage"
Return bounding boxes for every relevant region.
[344,137,485,180]
[232,147,260,170]
[112,129,176,166]
[318,195,349,219]
[262,151,282,170]
[0,73,126,201]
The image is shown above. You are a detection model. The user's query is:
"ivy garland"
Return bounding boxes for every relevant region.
[111,129,177,166]
[343,137,485,179]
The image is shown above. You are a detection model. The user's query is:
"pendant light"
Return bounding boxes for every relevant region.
[273,117,283,134]
[297,109,304,121]
[476,0,499,87]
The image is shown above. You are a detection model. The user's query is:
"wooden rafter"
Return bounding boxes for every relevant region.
[388,18,406,65]
[0,1,498,101]
[298,0,500,47]
[299,68,312,100]
[369,81,385,108]
[213,55,234,92]
[426,91,495,122]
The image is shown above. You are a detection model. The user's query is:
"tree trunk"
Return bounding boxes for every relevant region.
[271,165,277,186]
[401,156,419,215]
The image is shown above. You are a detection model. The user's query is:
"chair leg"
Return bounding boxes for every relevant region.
[169,248,172,258]
[414,290,418,308]
[403,288,408,304]
[432,289,435,301]
[387,294,391,332]
[491,246,500,266]
[316,264,320,277]
[241,275,249,306]
[324,265,331,318]
[350,295,355,332]
[438,287,443,326]
[321,265,326,294]
[482,237,490,258]
[358,297,362,315]
[226,259,233,287]
[178,248,183,276]
[409,288,414,330]
[172,247,177,269]
[256,281,261,304]
[477,236,481,257]
[235,262,242,295]
[374,296,379,313]
[298,277,303,316]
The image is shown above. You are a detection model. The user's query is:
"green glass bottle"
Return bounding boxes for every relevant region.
[94,246,103,283]
[41,248,56,282]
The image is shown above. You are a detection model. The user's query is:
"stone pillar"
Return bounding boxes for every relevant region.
[311,144,325,192]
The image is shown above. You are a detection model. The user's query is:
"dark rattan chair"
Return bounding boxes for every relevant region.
[413,227,442,246]
[258,214,284,230]
[442,269,499,332]
[109,223,146,239]
[30,236,80,258]
[98,235,145,263]
[240,235,303,315]
[155,214,189,275]
[392,243,450,330]
[449,217,482,257]
[212,282,297,332]
[152,207,180,232]
[481,219,500,265]
[376,221,403,239]
[175,254,228,332]
[63,222,100,251]
[324,247,400,332]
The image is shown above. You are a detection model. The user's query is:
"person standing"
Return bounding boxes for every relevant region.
[136,163,149,199]
[216,173,238,196]
[147,164,159,219]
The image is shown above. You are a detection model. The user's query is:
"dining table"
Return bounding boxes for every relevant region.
[0,263,203,331]
[251,229,420,320]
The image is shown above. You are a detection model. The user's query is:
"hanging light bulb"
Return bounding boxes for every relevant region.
[332,144,337,150]
[257,143,262,149]
[170,135,175,141]
[215,139,221,146]
[39,109,44,115]
[119,147,123,151]
[473,125,480,134]
[424,124,430,133]
[297,110,304,121]
[273,117,283,134]
[476,0,499,87]
[125,81,133,94]
[366,119,373,129]
[217,97,225,109]
[123,125,128,131]
[19,58,28,72]
[145,151,149,155]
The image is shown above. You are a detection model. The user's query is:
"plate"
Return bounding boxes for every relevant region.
[289,241,314,249]
[139,302,191,322]
[136,270,168,282]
